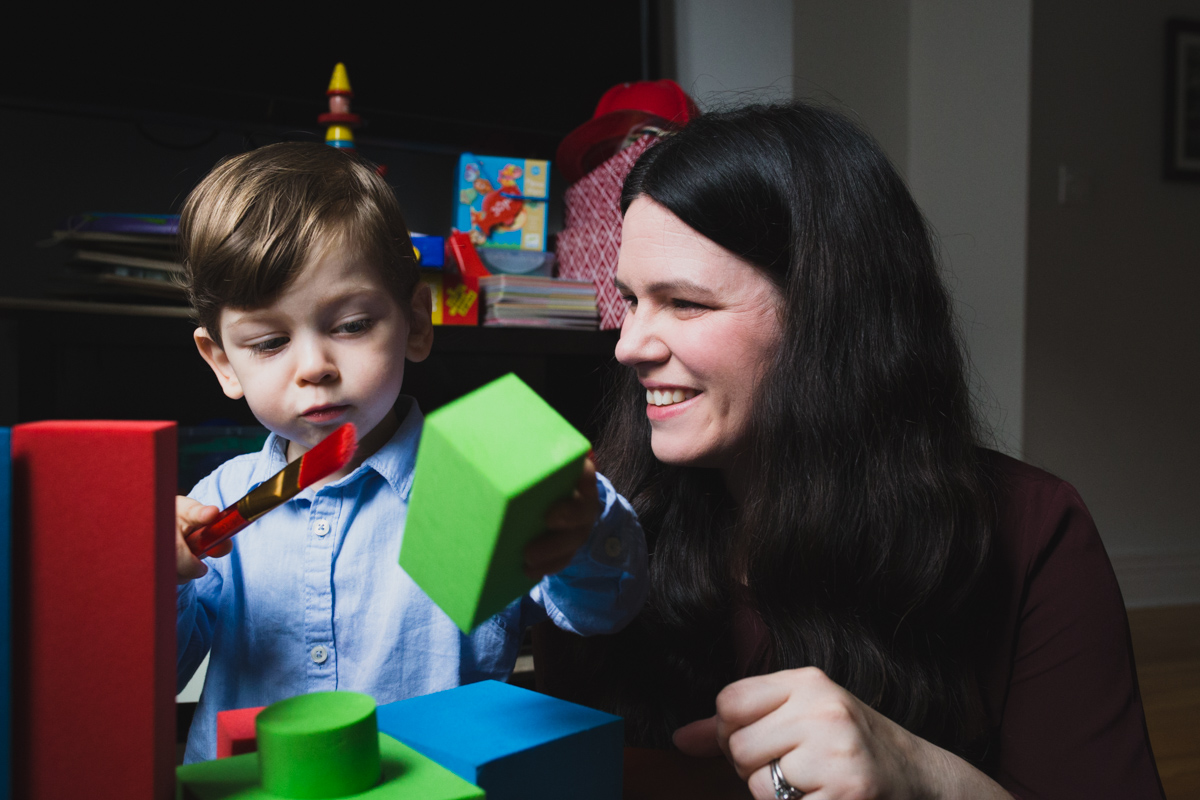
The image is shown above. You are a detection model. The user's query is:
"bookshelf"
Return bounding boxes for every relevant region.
[0,298,621,441]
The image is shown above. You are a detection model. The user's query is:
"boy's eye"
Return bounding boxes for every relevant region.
[250,337,288,354]
[337,319,373,335]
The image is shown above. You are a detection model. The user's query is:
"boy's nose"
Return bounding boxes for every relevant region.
[294,339,339,385]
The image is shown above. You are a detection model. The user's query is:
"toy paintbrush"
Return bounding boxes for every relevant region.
[186,423,358,556]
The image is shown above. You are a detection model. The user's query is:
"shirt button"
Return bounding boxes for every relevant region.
[310,645,329,664]
[604,536,623,558]
[313,520,330,536]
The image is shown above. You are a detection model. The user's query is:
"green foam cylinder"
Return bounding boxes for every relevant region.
[256,692,380,799]
[176,692,484,800]
[401,373,591,632]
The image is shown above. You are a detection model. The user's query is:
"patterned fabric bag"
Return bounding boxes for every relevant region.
[555,135,659,330]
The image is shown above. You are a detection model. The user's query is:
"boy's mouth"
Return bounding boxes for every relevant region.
[301,404,350,423]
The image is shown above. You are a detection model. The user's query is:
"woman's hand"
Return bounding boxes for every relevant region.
[175,496,232,585]
[523,458,600,581]
[673,667,1011,800]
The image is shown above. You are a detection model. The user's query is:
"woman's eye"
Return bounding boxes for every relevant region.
[622,295,638,309]
[250,337,288,354]
[338,319,373,334]
[672,299,707,311]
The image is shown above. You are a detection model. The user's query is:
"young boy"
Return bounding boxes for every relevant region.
[174,142,647,763]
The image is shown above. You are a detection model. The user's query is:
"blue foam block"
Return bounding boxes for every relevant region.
[412,234,446,268]
[1,428,10,800]
[376,680,622,800]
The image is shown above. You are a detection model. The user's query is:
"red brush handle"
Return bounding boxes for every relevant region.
[186,505,250,557]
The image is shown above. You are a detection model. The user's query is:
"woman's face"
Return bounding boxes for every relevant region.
[614,197,783,470]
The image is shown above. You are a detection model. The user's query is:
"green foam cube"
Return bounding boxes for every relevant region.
[401,373,590,632]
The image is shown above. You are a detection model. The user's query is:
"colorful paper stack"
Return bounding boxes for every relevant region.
[479,274,599,329]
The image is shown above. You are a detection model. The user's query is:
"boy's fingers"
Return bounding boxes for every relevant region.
[203,540,234,559]
[545,460,600,529]
[175,495,230,583]
[524,528,582,564]
[523,551,575,581]
[176,496,222,532]
[579,457,597,486]
[176,533,209,584]
[191,504,222,527]
[544,500,593,530]
[576,458,599,503]
[527,461,602,579]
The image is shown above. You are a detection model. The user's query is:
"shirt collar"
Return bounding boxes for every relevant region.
[251,396,424,500]
[363,396,423,500]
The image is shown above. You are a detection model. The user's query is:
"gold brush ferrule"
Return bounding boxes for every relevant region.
[236,458,305,523]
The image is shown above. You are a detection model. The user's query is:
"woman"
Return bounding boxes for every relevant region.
[539,103,1163,799]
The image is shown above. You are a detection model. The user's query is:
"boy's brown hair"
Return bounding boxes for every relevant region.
[180,142,418,345]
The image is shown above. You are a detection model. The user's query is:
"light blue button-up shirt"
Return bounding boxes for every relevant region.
[177,398,647,763]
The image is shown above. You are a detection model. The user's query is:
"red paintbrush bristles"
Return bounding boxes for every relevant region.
[297,422,358,489]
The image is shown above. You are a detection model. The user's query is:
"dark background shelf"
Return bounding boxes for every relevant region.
[0,304,621,441]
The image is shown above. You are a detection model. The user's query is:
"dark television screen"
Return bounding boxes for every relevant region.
[9,2,658,158]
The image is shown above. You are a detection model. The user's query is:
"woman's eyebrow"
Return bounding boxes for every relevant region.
[614,276,716,298]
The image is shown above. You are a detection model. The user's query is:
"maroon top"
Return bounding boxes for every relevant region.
[538,453,1165,798]
[727,452,1163,798]
[969,452,1164,798]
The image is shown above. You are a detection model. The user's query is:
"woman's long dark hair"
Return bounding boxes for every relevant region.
[552,102,997,760]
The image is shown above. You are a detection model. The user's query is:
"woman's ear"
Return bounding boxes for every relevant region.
[194,327,245,400]
[405,283,435,363]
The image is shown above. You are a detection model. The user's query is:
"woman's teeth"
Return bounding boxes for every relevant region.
[646,388,697,407]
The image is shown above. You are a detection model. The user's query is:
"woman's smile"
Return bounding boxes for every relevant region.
[645,388,701,420]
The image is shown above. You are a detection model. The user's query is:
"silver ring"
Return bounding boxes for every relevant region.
[770,757,805,799]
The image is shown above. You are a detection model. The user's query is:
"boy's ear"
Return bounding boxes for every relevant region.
[194,327,245,400]
[405,283,435,363]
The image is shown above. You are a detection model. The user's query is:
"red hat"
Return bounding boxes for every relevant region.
[556,79,699,184]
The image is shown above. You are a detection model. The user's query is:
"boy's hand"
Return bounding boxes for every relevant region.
[176,496,232,585]
[523,459,600,581]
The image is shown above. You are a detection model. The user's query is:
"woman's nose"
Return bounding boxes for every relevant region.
[614,308,670,367]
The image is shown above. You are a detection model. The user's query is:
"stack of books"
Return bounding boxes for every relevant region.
[478,275,599,329]
[52,213,184,302]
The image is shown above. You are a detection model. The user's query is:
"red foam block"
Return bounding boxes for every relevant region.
[11,421,176,799]
[217,706,265,758]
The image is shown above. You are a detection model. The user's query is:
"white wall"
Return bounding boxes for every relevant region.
[1025,0,1200,606]
[794,2,1031,456]
[792,0,911,172]
[906,4,1032,456]
[672,0,795,106]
